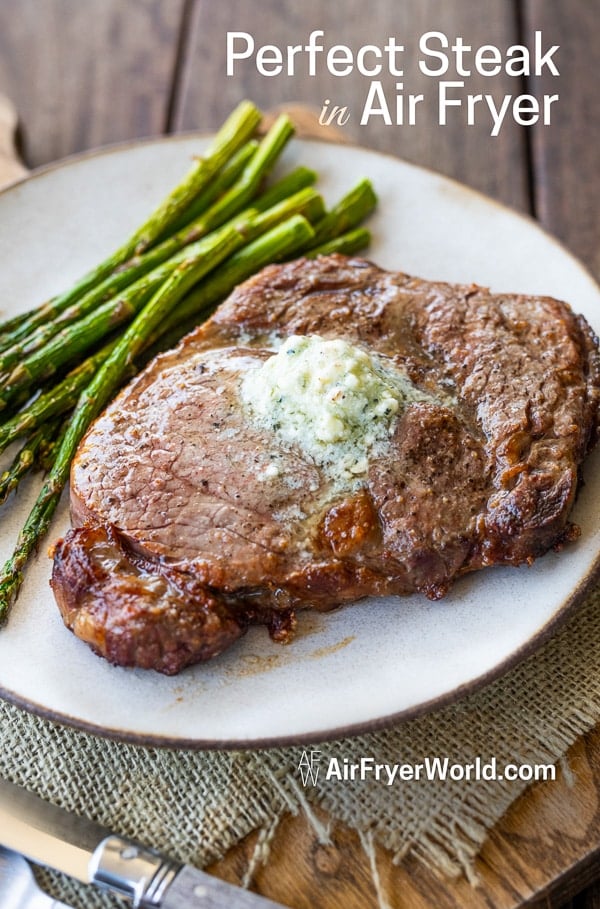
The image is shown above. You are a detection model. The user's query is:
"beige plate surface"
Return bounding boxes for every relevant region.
[0,136,599,749]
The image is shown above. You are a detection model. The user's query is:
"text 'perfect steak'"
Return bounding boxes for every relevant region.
[51,255,600,674]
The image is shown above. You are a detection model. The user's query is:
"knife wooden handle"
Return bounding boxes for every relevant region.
[161,864,289,909]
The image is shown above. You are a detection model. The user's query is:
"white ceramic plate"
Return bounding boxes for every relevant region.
[0,137,599,749]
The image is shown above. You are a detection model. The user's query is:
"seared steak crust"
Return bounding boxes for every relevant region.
[51,255,600,673]
[51,525,245,673]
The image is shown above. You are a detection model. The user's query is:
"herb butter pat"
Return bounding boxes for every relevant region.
[241,334,428,479]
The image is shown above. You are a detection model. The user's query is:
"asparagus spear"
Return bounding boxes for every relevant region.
[156,138,258,237]
[0,342,116,455]
[160,214,317,334]
[0,142,259,363]
[0,140,257,350]
[0,309,33,339]
[0,188,323,403]
[310,178,377,246]
[127,101,261,253]
[109,163,317,299]
[236,187,325,241]
[0,223,245,402]
[0,214,315,620]
[159,180,376,341]
[252,166,317,211]
[0,278,159,401]
[155,228,373,354]
[0,129,317,368]
[0,179,373,418]
[0,419,61,506]
[306,227,372,257]
[139,192,326,358]
[36,417,70,474]
[0,266,151,374]
[0,126,298,371]
[0,101,261,353]
[193,114,294,230]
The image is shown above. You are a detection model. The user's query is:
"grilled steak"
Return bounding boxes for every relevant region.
[51,254,600,674]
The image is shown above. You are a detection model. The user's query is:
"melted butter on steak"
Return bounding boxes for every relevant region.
[240,333,436,482]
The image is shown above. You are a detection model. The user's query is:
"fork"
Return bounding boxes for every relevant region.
[0,846,73,908]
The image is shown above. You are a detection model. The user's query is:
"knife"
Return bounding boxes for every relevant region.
[0,778,289,908]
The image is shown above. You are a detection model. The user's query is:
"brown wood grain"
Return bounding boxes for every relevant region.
[523,0,600,278]
[0,0,185,167]
[208,724,600,909]
[176,0,529,212]
[583,883,600,909]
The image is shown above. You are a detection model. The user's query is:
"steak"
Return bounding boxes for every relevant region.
[51,254,600,674]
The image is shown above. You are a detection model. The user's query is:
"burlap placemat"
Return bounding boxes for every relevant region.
[1,579,599,908]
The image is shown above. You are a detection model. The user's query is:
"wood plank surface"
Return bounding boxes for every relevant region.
[176,0,529,212]
[584,885,600,909]
[524,0,600,279]
[0,0,185,167]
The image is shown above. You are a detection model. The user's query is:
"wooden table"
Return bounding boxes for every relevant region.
[0,2,598,907]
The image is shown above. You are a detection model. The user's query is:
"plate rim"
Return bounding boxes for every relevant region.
[2,555,600,751]
[0,134,599,750]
